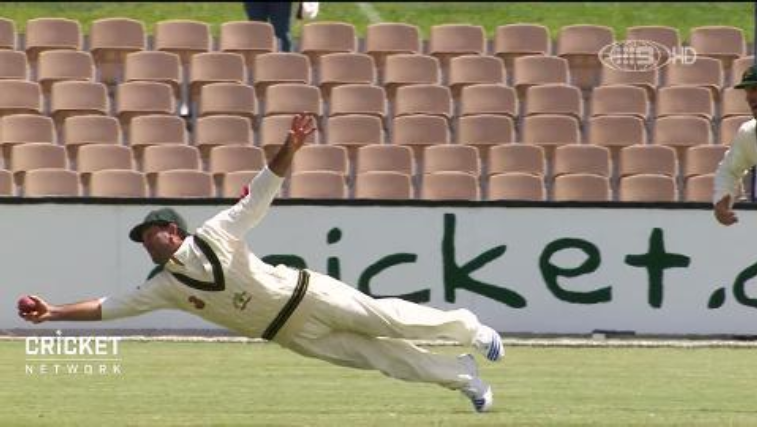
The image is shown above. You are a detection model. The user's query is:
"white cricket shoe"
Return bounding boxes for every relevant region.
[472,325,504,362]
[458,354,494,413]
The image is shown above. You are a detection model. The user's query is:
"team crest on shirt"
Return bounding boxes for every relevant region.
[233,291,252,311]
[188,296,206,310]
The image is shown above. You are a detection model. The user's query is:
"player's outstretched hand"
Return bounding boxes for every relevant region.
[714,194,738,226]
[19,295,53,324]
[287,113,317,151]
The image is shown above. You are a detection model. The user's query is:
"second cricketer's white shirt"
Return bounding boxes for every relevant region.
[714,118,757,205]
[99,167,304,338]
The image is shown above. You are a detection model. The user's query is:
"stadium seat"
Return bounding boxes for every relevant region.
[655,86,714,120]
[252,53,312,97]
[264,83,322,117]
[618,144,678,178]
[719,115,751,145]
[198,82,258,122]
[219,21,276,74]
[299,22,358,67]
[317,53,376,100]
[129,115,187,155]
[721,87,750,118]
[365,23,422,73]
[0,51,29,80]
[76,144,135,176]
[589,85,649,119]
[0,114,55,160]
[552,144,611,178]
[730,56,754,87]
[23,168,80,197]
[24,18,82,63]
[513,55,570,100]
[0,17,17,50]
[195,115,254,157]
[619,173,677,202]
[63,115,121,154]
[154,20,211,65]
[447,55,506,98]
[88,169,147,198]
[588,116,648,149]
[328,84,387,119]
[382,54,441,100]
[459,84,518,118]
[326,114,385,158]
[423,145,480,176]
[556,24,615,90]
[209,145,266,177]
[394,84,453,121]
[456,114,516,161]
[155,170,215,198]
[221,170,260,198]
[37,50,95,94]
[428,24,486,73]
[0,80,42,118]
[9,143,68,179]
[421,171,480,201]
[684,145,729,180]
[189,52,247,106]
[291,145,349,176]
[115,81,176,128]
[355,144,414,175]
[684,173,715,202]
[626,25,681,52]
[391,115,450,160]
[89,18,147,85]
[653,116,713,153]
[123,51,182,100]
[552,173,612,202]
[487,172,545,201]
[0,168,13,195]
[288,170,348,199]
[493,24,551,73]
[663,57,724,100]
[354,171,413,200]
[689,26,746,70]
[259,114,319,159]
[521,115,581,152]
[599,64,658,101]
[524,83,583,120]
[50,81,109,127]
[487,143,546,177]
[141,145,201,176]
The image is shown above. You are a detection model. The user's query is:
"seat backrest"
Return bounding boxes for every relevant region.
[487,172,545,201]
[421,171,480,201]
[354,171,413,200]
[552,173,611,201]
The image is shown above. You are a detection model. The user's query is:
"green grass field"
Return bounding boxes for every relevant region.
[0,2,752,41]
[1,341,755,426]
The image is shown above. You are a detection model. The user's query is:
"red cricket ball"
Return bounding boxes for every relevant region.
[17,295,37,313]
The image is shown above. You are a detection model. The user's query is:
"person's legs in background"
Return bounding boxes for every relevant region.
[244,1,270,21]
[267,2,293,52]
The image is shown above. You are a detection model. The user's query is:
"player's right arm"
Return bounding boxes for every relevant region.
[20,296,103,323]
[713,121,757,226]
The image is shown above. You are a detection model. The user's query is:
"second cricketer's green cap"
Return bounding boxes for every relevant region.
[735,65,757,89]
[129,207,188,242]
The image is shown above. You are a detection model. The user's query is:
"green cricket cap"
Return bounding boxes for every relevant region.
[129,207,188,243]
[735,65,757,89]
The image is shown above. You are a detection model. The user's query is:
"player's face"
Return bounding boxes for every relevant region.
[745,86,757,118]
[141,224,179,264]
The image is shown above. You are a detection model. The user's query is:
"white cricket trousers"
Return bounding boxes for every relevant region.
[274,270,483,390]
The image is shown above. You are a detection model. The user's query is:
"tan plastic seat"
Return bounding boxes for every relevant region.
[259,114,320,159]
[721,87,750,118]
[447,55,506,98]
[684,173,715,202]
[0,80,42,117]
[219,21,276,73]
[719,116,752,145]
[618,145,678,178]
[0,50,29,80]
[394,84,452,121]
[76,144,134,175]
[513,56,570,99]
[129,115,187,154]
[690,26,746,70]
[684,145,729,180]
[264,83,322,117]
[588,116,648,149]
[731,56,755,87]
[421,171,480,201]
[221,170,261,198]
[459,84,518,118]
[189,52,247,104]
[115,81,176,128]
[590,85,649,119]
[619,173,677,202]
[291,145,349,176]
[25,18,82,63]
[383,54,441,100]
[155,170,214,198]
[456,114,515,160]
[663,57,724,100]
[123,51,182,99]
[423,145,480,176]
[493,24,551,71]
[195,115,254,156]
[557,24,615,90]
[89,169,147,197]
[487,172,545,201]
[89,18,147,85]
[552,173,611,202]
[318,53,376,99]
[329,84,387,118]
[50,81,109,127]
[142,145,201,175]
[154,20,211,65]
[209,145,265,177]
[326,115,385,156]
[10,143,68,177]
[525,83,583,119]
[63,115,121,154]
[0,114,55,157]
[354,171,413,200]
[522,115,581,149]
[299,22,357,67]
[553,144,611,178]
[599,65,658,101]
[253,52,311,97]
[487,143,546,177]
[365,23,421,72]
[23,168,80,197]
[391,115,450,159]
[653,116,712,149]
[656,86,714,120]
[0,168,13,195]
[288,170,347,199]
[428,24,486,71]
[626,26,681,52]
[0,18,17,50]
[355,144,414,175]
[198,82,257,121]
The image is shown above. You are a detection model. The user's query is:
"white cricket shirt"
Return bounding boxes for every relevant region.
[714,118,757,205]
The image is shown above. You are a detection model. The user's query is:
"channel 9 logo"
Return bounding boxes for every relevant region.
[599,40,698,72]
